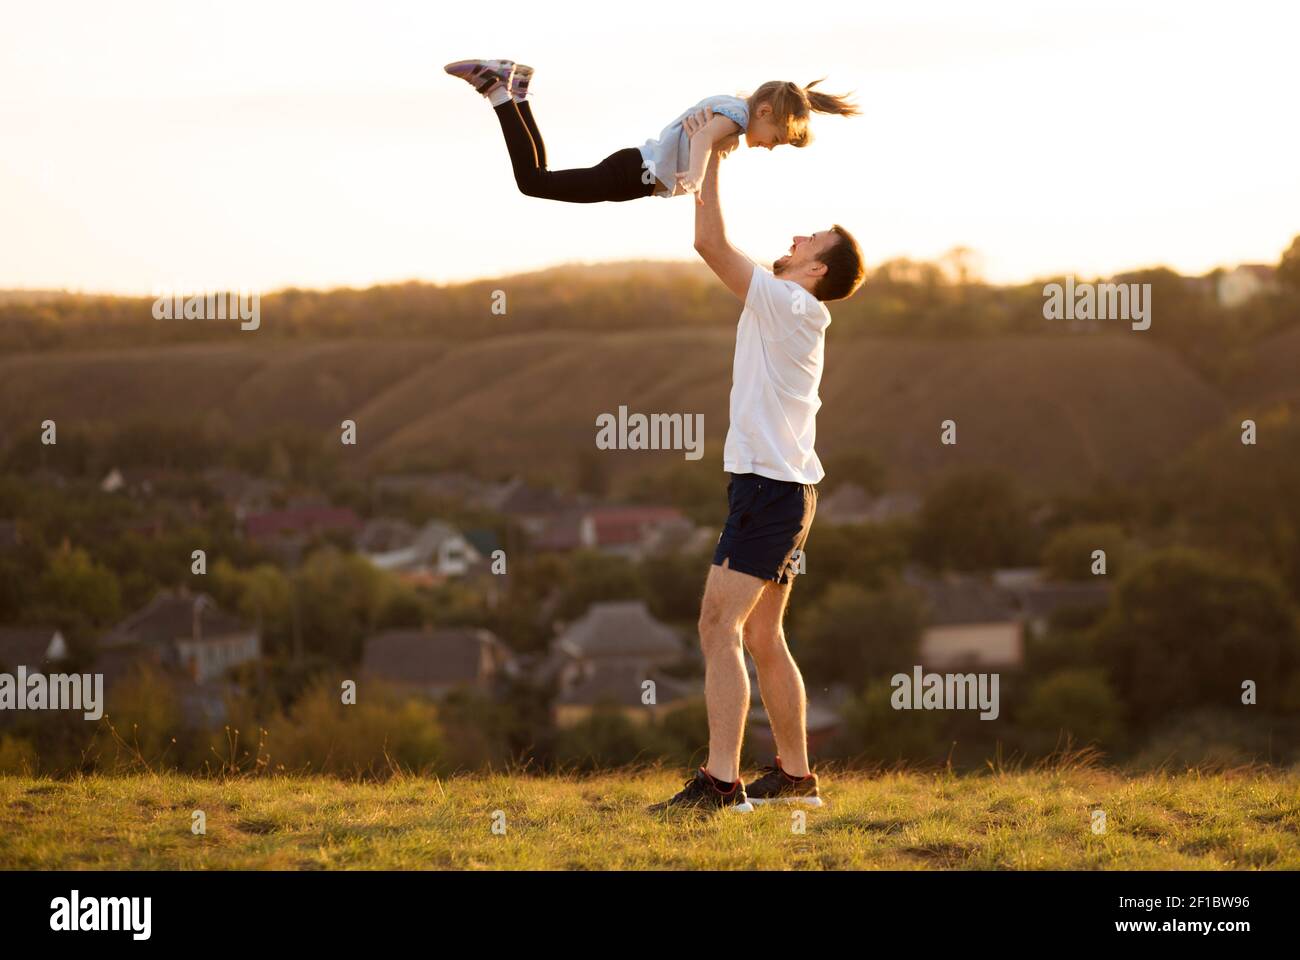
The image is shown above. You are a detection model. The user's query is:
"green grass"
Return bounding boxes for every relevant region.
[2,767,1297,870]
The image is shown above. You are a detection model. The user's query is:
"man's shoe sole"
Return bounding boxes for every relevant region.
[748,796,823,808]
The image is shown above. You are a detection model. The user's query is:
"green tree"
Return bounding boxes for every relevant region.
[913,469,1037,571]
[1041,523,1129,580]
[795,581,923,685]
[34,545,122,629]
[1094,547,1300,726]
[1017,668,1123,753]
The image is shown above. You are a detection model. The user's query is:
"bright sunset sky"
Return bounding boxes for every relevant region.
[1,0,1296,294]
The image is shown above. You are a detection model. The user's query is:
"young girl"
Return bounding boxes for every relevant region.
[444,59,858,204]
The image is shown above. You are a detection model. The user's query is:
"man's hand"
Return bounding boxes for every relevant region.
[676,170,705,202]
[715,132,740,158]
[681,106,714,139]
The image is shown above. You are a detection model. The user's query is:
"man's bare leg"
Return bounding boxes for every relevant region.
[698,559,767,783]
[742,580,811,777]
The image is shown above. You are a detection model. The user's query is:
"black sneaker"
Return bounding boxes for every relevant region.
[746,757,823,807]
[648,768,754,813]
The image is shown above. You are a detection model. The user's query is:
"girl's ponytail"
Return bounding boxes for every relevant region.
[802,78,860,117]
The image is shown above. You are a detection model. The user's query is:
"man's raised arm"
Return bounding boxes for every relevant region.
[691,129,755,303]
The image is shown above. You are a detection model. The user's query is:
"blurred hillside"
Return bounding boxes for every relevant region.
[2,246,1298,494]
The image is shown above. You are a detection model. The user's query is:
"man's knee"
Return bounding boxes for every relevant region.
[697,602,740,655]
[743,621,786,662]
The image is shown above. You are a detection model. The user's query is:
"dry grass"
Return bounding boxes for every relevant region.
[1,765,1297,870]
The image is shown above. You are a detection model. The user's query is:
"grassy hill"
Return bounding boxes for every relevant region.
[0,330,1229,493]
[2,767,1296,869]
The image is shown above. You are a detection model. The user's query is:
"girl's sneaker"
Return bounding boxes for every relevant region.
[509,62,534,100]
[443,59,514,97]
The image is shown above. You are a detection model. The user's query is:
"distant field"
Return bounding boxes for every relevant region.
[0,331,1230,491]
[2,768,1297,870]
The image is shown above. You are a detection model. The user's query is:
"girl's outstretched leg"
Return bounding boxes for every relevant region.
[493,100,545,187]
[492,101,654,203]
[515,100,546,169]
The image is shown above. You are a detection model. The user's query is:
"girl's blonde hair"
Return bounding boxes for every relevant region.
[746,79,859,147]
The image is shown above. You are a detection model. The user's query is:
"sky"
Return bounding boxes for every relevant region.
[1,0,1297,294]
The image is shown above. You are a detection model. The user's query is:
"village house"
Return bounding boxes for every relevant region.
[534,505,691,558]
[363,519,481,581]
[0,627,69,672]
[546,600,694,726]
[201,467,278,520]
[1217,264,1278,308]
[361,627,515,700]
[553,661,696,728]
[97,589,262,725]
[242,503,362,562]
[817,484,922,527]
[910,573,1024,671]
[477,477,584,538]
[909,569,1114,671]
[992,568,1111,640]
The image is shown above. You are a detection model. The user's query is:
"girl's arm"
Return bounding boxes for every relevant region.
[677,113,740,200]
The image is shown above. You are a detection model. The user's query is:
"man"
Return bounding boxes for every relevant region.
[650,110,866,812]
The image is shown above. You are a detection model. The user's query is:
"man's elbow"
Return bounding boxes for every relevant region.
[694,236,720,257]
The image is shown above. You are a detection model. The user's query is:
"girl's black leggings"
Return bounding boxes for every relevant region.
[493,101,656,203]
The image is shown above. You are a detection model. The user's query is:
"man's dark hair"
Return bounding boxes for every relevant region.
[813,224,866,302]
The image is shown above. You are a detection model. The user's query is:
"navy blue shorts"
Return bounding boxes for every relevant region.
[712,472,818,585]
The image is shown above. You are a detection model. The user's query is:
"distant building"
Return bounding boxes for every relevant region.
[480,478,583,537]
[818,485,921,527]
[911,573,1023,670]
[100,467,179,497]
[98,590,261,726]
[361,627,514,700]
[535,505,691,558]
[546,600,692,726]
[909,569,1114,669]
[991,567,1044,591]
[1005,580,1111,640]
[0,627,69,671]
[356,517,417,554]
[552,601,684,672]
[364,519,481,580]
[201,468,278,520]
[100,590,261,685]
[553,661,696,727]
[463,528,501,560]
[1218,264,1278,308]
[242,504,362,561]
[585,506,692,558]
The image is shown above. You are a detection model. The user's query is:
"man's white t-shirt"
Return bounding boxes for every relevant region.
[722,264,831,485]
